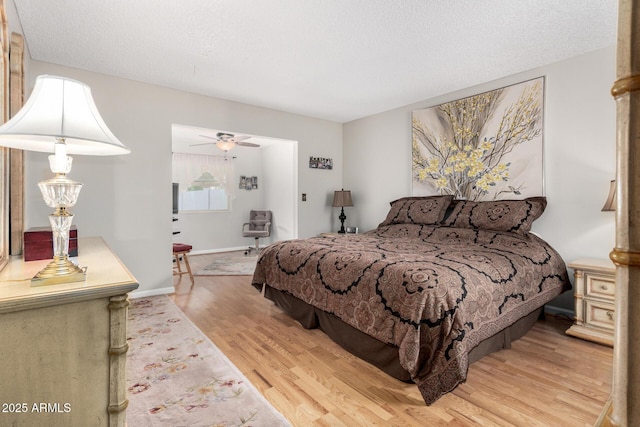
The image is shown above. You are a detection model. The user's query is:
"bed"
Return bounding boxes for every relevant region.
[251,195,571,404]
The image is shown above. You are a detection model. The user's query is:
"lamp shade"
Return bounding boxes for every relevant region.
[602,179,616,211]
[332,190,353,207]
[0,75,129,155]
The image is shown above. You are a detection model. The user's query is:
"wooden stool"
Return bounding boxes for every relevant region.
[173,243,194,286]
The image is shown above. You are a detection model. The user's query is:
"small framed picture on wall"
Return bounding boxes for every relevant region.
[240,175,258,190]
[309,156,333,170]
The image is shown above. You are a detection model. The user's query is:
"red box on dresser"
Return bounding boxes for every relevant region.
[24,226,78,261]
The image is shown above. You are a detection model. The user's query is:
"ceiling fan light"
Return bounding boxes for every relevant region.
[216,140,235,151]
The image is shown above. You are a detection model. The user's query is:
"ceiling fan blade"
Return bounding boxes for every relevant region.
[199,134,218,140]
[233,135,250,141]
[189,142,215,147]
[236,141,260,147]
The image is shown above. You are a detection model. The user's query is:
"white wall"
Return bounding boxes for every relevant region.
[262,141,298,242]
[24,61,343,294]
[343,47,617,312]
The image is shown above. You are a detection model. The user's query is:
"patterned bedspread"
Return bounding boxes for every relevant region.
[251,223,570,404]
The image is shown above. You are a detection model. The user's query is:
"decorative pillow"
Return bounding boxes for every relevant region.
[442,197,547,234]
[380,195,454,226]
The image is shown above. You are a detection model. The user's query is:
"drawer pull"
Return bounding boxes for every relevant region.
[600,285,608,291]
[606,311,614,320]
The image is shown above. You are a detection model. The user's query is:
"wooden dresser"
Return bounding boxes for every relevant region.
[0,237,138,426]
[566,258,615,346]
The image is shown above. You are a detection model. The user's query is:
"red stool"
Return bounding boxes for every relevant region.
[173,243,194,286]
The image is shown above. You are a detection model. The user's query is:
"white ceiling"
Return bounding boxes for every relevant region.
[14,0,618,123]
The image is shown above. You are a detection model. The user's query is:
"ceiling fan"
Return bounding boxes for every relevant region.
[193,132,260,152]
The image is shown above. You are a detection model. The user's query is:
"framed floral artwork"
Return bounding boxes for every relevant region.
[412,77,544,201]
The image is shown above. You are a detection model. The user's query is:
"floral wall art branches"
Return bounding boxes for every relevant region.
[412,77,544,201]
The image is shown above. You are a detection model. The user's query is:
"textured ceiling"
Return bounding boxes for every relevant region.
[14,0,618,123]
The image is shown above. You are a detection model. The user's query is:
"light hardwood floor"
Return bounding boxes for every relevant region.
[171,253,613,426]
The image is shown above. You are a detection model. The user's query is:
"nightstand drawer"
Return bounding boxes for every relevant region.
[586,273,615,299]
[585,300,615,330]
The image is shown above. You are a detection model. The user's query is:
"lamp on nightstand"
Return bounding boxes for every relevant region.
[602,180,617,211]
[0,75,130,286]
[332,189,353,234]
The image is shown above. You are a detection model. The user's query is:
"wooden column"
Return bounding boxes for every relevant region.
[9,32,23,256]
[607,0,640,424]
[108,294,131,427]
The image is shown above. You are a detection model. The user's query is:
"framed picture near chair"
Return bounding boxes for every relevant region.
[239,175,258,190]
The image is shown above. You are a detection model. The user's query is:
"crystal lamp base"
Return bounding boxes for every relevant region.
[31,256,87,286]
[31,162,86,286]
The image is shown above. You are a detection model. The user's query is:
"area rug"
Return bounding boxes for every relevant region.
[126,295,290,426]
[194,251,258,276]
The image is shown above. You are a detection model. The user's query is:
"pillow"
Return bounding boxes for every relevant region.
[379,195,454,226]
[442,197,547,234]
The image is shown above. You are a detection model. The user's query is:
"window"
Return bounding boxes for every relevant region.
[172,152,235,212]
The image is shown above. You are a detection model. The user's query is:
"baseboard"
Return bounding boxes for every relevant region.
[544,304,574,318]
[130,286,175,299]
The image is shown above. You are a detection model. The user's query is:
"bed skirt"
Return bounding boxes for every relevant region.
[257,283,542,384]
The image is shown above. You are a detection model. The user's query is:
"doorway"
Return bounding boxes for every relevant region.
[171,124,298,253]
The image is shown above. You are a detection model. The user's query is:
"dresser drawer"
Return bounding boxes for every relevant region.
[585,273,615,300]
[585,299,615,331]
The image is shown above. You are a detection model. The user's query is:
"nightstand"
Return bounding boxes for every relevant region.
[566,258,615,346]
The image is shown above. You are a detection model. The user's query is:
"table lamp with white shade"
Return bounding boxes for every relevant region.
[0,75,130,285]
